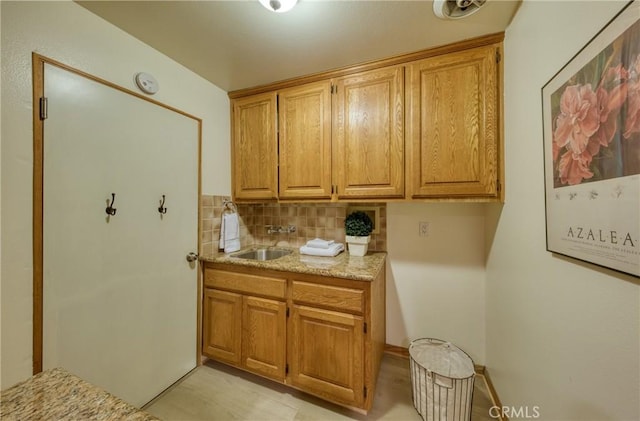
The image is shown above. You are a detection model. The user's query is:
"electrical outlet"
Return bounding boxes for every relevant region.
[419,221,429,237]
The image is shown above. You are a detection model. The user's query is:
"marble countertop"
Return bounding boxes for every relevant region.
[0,368,158,421]
[201,246,386,281]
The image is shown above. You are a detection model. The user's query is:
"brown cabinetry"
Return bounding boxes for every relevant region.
[278,81,333,200]
[231,92,278,200]
[289,305,364,407]
[407,44,500,198]
[202,288,242,365]
[229,34,504,202]
[203,268,287,381]
[201,263,385,412]
[231,67,405,202]
[334,66,405,199]
[242,296,287,381]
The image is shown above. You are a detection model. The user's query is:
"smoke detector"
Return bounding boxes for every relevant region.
[433,0,487,19]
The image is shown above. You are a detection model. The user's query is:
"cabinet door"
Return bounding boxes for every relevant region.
[408,45,499,197]
[232,92,278,200]
[289,305,364,407]
[202,289,242,366]
[334,66,405,199]
[279,81,332,200]
[242,296,287,381]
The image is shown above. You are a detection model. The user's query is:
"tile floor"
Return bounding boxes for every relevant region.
[145,354,495,421]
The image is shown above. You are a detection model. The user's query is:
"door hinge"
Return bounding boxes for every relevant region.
[363,323,367,334]
[286,307,290,318]
[331,85,337,94]
[285,364,289,375]
[364,386,367,398]
[39,97,48,120]
[496,50,501,63]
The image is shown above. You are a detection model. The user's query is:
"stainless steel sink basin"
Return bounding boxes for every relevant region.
[232,249,292,261]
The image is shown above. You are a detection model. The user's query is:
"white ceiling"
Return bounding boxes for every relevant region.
[77,0,521,92]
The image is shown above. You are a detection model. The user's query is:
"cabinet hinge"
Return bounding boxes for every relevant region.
[285,364,289,375]
[363,323,367,334]
[331,84,336,94]
[286,307,290,318]
[364,386,367,398]
[497,179,501,192]
[496,50,501,63]
[39,97,48,120]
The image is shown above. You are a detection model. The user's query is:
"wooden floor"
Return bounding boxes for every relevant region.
[144,354,494,420]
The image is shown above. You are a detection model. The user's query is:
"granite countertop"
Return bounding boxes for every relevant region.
[0,368,158,421]
[201,246,386,281]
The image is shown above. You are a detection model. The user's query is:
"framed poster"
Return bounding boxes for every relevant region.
[542,0,640,277]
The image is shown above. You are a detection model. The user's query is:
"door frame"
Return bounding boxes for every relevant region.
[31,53,203,374]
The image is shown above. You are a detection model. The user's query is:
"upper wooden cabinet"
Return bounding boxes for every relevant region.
[231,92,278,200]
[278,81,333,200]
[407,44,500,198]
[229,33,504,202]
[334,67,405,199]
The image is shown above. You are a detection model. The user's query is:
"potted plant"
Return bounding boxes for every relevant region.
[345,211,373,256]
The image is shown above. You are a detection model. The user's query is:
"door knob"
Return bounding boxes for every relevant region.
[186,252,199,263]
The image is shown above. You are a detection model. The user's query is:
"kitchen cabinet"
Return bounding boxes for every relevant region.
[229,33,504,203]
[202,288,242,365]
[202,269,287,381]
[407,44,501,198]
[288,280,367,407]
[278,81,333,200]
[231,92,278,200]
[334,66,405,199]
[232,67,404,202]
[201,261,385,412]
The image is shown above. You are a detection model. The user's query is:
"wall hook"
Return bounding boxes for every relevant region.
[106,193,117,216]
[158,195,167,214]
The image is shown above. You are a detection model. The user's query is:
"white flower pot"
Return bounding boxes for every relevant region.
[346,235,370,257]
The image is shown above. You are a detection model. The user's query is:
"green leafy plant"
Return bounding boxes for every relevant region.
[345,211,373,237]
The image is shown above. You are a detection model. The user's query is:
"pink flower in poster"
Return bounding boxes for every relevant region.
[553,84,601,155]
[623,56,640,139]
[549,21,640,187]
[558,149,594,185]
[591,83,628,148]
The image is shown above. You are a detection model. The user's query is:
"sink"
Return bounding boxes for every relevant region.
[232,249,292,261]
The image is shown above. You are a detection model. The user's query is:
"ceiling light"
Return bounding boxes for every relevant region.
[433,0,487,20]
[259,0,297,13]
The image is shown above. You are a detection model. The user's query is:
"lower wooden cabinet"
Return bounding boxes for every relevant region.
[202,289,242,365]
[202,263,385,412]
[289,305,364,407]
[242,296,287,381]
[203,269,287,382]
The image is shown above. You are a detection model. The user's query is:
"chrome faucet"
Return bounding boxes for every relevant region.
[266,225,296,234]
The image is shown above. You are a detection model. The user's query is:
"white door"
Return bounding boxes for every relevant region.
[42,63,199,407]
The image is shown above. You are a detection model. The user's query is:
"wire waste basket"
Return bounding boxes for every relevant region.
[409,338,475,421]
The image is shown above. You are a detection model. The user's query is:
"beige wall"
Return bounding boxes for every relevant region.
[486,0,640,419]
[0,1,230,389]
[0,1,3,381]
[386,202,486,363]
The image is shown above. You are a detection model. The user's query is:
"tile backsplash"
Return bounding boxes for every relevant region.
[201,195,387,255]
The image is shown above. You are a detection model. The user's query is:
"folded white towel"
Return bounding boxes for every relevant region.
[306,238,335,249]
[219,212,241,253]
[299,243,344,257]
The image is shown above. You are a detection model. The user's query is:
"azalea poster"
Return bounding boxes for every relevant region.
[542,0,640,277]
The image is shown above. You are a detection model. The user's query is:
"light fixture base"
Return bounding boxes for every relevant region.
[259,0,297,13]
